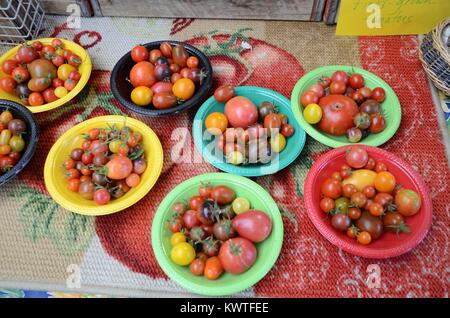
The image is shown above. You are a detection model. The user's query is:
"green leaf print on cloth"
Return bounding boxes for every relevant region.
[8,186,94,255]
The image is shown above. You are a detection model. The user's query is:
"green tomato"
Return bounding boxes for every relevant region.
[335,197,350,214]
[0,129,11,146]
[9,135,25,152]
[232,197,251,214]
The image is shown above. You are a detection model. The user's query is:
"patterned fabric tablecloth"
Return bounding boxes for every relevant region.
[0,16,449,298]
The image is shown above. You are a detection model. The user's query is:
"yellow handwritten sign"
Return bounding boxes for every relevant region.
[336,0,450,36]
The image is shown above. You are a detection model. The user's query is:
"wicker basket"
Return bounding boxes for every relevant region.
[419,17,450,96]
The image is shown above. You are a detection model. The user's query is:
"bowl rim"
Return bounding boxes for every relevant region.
[43,115,163,215]
[110,40,213,117]
[192,86,307,177]
[0,38,92,114]
[0,100,39,186]
[151,172,284,296]
[304,145,432,259]
[290,65,401,148]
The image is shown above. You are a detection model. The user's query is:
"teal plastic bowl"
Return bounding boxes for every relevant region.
[193,86,306,176]
[290,65,401,148]
[151,172,283,296]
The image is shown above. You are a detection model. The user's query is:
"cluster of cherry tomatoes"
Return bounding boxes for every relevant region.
[205,84,295,165]
[129,42,205,109]
[0,110,27,173]
[167,183,272,279]
[301,70,387,142]
[63,125,147,205]
[319,146,422,245]
[0,39,82,106]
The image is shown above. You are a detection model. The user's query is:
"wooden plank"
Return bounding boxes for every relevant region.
[41,0,92,16]
[96,0,315,21]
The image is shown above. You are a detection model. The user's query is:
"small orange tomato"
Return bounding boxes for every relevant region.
[357,231,372,245]
[186,56,199,68]
[205,112,228,135]
[369,202,384,217]
[126,173,140,187]
[374,171,396,193]
[172,78,195,100]
[28,92,44,106]
[0,144,11,155]
[204,256,223,280]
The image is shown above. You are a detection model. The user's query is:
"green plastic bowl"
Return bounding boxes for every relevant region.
[151,172,283,296]
[193,86,306,177]
[290,65,401,148]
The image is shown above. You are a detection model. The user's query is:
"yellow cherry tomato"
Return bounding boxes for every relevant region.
[171,242,196,266]
[57,64,77,81]
[227,150,244,165]
[172,78,195,100]
[270,133,286,153]
[131,86,153,106]
[342,169,377,192]
[170,232,186,246]
[205,112,228,135]
[54,86,68,98]
[303,103,322,124]
[232,197,250,214]
[108,140,121,153]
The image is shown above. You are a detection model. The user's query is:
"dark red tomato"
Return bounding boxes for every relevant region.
[51,55,65,67]
[331,70,349,84]
[318,95,358,136]
[213,219,235,241]
[52,78,64,88]
[93,189,110,205]
[196,200,215,225]
[154,64,170,81]
[189,195,205,211]
[211,185,236,204]
[2,59,18,75]
[359,99,381,115]
[169,63,180,73]
[342,183,357,198]
[320,197,335,213]
[69,71,81,81]
[369,114,386,133]
[171,202,187,215]
[358,87,372,99]
[263,113,282,133]
[351,192,367,208]
[345,146,369,168]
[0,77,17,92]
[362,185,376,198]
[51,38,63,49]
[371,87,386,102]
[160,42,172,58]
[152,92,177,109]
[329,81,346,94]
[190,226,206,241]
[131,45,149,63]
[0,156,15,172]
[90,140,108,155]
[382,212,410,234]
[364,156,376,170]
[355,212,383,240]
[308,83,325,98]
[172,44,189,67]
[219,237,257,274]
[81,152,93,165]
[300,91,319,107]
[349,73,364,89]
[42,88,58,103]
[318,75,331,88]
[150,81,172,95]
[202,236,220,257]
[189,259,205,276]
[281,123,294,137]
[214,84,235,103]
[183,209,200,229]
[351,91,365,104]
[374,192,394,209]
[232,210,272,242]
[321,178,342,199]
[170,72,182,84]
[167,216,184,233]
[31,41,43,51]
[395,189,421,217]
[17,45,38,63]
[331,213,351,231]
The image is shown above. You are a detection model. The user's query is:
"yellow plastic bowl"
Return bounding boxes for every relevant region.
[44,116,163,216]
[0,38,92,113]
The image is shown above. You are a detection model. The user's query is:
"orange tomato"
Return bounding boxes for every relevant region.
[28,92,44,106]
[204,256,223,280]
[357,231,372,245]
[374,171,396,193]
[131,86,153,106]
[205,112,228,135]
[172,78,195,100]
[130,61,156,88]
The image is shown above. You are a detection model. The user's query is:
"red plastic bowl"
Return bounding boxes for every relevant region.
[304,145,432,259]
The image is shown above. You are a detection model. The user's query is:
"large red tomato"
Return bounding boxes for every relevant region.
[219,237,257,274]
[130,61,156,88]
[224,96,258,128]
[317,95,358,136]
[232,210,272,242]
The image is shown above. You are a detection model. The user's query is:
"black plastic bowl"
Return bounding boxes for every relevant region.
[110,40,213,116]
[0,100,39,186]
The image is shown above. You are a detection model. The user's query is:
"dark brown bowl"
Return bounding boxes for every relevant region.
[110,41,213,116]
